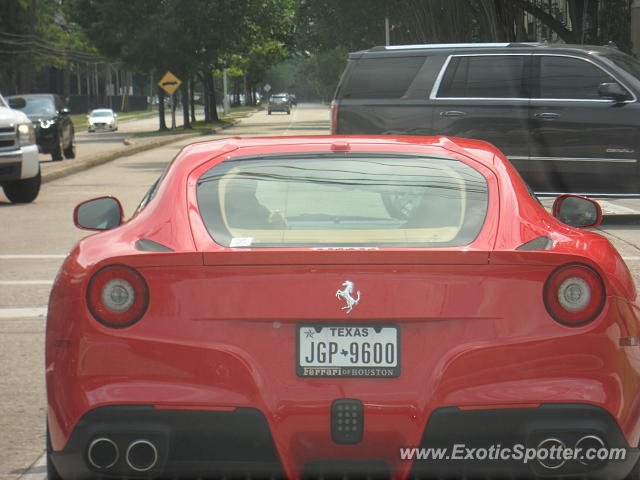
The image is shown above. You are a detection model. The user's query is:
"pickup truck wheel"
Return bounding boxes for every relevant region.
[51,134,63,161]
[63,135,76,159]
[2,169,41,203]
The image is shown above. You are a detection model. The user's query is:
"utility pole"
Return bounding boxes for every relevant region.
[385,16,390,46]
[24,0,38,92]
[633,1,640,58]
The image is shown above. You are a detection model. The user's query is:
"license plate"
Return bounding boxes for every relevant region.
[297,325,400,377]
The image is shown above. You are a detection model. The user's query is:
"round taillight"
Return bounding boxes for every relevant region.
[87,265,149,328]
[544,264,605,326]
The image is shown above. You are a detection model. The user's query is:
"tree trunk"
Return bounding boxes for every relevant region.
[63,53,71,100]
[208,71,219,122]
[158,86,167,130]
[190,77,196,123]
[182,85,192,129]
[201,72,210,122]
[512,0,579,42]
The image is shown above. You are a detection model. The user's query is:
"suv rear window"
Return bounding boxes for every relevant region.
[341,57,425,99]
[437,55,527,98]
[196,154,488,248]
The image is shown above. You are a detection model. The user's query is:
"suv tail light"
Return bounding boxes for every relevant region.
[330,101,338,134]
[544,264,605,326]
[87,265,149,328]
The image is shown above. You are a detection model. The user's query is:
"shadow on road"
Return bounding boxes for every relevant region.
[601,215,640,227]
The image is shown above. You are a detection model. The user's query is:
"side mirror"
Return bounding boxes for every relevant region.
[60,107,71,115]
[114,113,118,118]
[8,97,26,109]
[74,196,123,231]
[598,82,629,102]
[552,194,602,229]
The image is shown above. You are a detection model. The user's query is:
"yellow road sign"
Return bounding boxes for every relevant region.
[158,71,182,95]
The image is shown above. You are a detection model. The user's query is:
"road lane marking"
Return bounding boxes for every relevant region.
[622,256,640,261]
[0,254,66,259]
[18,452,46,480]
[0,280,53,285]
[598,200,640,215]
[0,307,48,318]
[282,106,298,136]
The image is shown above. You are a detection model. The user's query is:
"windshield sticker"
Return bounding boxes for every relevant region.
[230,237,253,248]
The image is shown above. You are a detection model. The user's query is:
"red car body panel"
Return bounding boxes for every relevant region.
[46,136,640,479]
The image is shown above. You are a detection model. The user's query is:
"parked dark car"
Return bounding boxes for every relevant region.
[7,93,76,161]
[268,93,292,114]
[331,42,640,195]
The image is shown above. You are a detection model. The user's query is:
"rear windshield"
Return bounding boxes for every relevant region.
[196,154,488,248]
[340,57,425,99]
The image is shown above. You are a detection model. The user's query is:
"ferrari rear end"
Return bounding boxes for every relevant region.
[46,136,640,479]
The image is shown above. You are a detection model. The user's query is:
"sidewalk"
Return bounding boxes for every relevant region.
[40,119,241,184]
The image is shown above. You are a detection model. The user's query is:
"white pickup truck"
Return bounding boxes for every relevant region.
[0,92,40,203]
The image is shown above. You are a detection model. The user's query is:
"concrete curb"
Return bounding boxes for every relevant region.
[41,120,238,184]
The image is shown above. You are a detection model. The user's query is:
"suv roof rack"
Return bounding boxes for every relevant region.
[369,42,542,51]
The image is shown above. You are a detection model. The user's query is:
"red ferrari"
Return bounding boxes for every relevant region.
[46,136,640,480]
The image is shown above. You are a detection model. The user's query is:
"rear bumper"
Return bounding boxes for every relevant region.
[89,123,114,131]
[50,403,639,479]
[269,104,290,111]
[50,405,284,480]
[410,404,639,479]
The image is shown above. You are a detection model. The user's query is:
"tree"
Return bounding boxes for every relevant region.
[0,0,98,95]
[66,0,296,128]
[294,0,632,54]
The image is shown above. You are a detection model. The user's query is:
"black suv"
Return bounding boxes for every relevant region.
[8,93,76,162]
[331,43,640,195]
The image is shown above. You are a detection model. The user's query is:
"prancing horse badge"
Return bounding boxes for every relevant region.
[336,280,361,314]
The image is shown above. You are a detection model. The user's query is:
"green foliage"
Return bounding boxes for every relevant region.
[66,0,296,77]
[0,0,97,93]
[294,0,634,54]
[295,0,388,52]
[265,47,347,101]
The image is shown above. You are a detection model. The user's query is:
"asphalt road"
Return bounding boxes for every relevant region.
[0,103,330,480]
[2,102,640,479]
[37,107,201,168]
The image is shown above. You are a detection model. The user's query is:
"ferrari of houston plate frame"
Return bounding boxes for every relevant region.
[297,325,400,377]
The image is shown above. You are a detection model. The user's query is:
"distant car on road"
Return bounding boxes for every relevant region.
[268,93,291,114]
[87,108,118,132]
[7,93,75,162]
[47,135,640,480]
